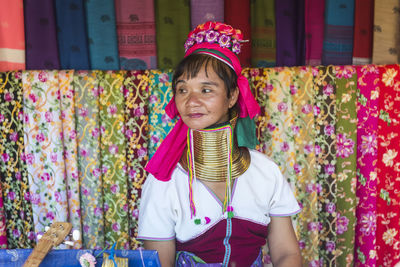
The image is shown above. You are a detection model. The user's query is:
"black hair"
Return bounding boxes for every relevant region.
[172,53,238,98]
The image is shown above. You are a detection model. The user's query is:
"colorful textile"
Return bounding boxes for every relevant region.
[372,1,400,64]
[334,66,357,265]
[0,71,34,248]
[322,0,355,65]
[22,71,68,242]
[154,0,190,69]
[224,0,251,67]
[114,0,157,70]
[124,70,150,249]
[98,71,129,249]
[250,0,276,67]
[376,65,400,266]
[84,0,120,70]
[275,0,305,67]
[74,71,105,249]
[313,66,337,266]
[54,0,90,70]
[0,183,7,248]
[352,0,373,65]
[0,0,25,71]
[304,0,325,66]
[355,65,379,266]
[289,66,319,265]
[147,70,175,158]
[24,0,60,69]
[190,0,224,30]
[59,70,82,248]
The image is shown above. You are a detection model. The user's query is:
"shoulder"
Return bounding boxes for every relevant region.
[247,149,283,177]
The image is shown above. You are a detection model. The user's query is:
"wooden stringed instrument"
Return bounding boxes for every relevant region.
[22,222,72,267]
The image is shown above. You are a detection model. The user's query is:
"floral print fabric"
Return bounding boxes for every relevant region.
[334,66,357,265]
[124,70,150,249]
[355,65,379,266]
[22,70,69,244]
[0,71,35,248]
[0,67,398,265]
[376,65,400,266]
[74,71,105,249]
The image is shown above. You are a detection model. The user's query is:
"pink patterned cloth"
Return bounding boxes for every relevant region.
[355,65,379,266]
[304,0,325,66]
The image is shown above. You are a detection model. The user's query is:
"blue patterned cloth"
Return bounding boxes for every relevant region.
[55,0,90,69]
[0,249,161,267]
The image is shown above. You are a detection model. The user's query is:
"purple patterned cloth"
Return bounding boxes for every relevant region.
[175,249,263,266]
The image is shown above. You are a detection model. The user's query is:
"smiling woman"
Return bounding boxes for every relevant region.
[173,57,239,130]
[138,21,302,267]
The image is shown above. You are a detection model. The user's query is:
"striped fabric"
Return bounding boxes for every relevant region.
[115,0,157,70]
[322,0,355,65]
[0,0,25,71]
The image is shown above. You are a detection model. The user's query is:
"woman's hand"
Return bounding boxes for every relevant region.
[143,239,176,267]
[267,216,302,267]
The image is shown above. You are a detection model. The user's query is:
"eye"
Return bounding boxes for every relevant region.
[177,87,187,94]
[202,88,212,93]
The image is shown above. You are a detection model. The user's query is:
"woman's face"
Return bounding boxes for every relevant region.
[174,64,238,130]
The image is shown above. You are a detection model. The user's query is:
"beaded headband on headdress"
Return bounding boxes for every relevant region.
[184,21,245,55]
[145,21,260,182]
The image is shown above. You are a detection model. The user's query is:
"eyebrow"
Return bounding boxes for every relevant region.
[175,80,219,86]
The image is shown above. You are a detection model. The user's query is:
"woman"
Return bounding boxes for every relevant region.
[138,21,302,267]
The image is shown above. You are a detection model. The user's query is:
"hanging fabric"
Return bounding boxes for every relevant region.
[224,0,251,67]
[124,70,150,248]
[355,64,379,267]
[322,0,355,65]
[84,0,120,70]
[250,0,276,67]
[54,0,90,70]
[0,0,25,71]
[352,0,373,65]
[372,1,400,64]
[290,66,319,265]
[98,70,129,249]
[334,66,357,265]
[0,71,34,248]
[114,0,157,70]
[304,0,325,66]
[74,70,105,249]
[376,65,400,266]
[314,66,337,266]
[154,0,190,69]
[22,71,68,244]
[24,0,60,69]
[58,70,82,248]
[190,0,224,30]
[275,0,305,67]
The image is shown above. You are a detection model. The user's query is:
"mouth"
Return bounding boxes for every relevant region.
[188,113,204,118]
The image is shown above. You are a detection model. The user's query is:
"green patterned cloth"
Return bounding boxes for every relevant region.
[154,0,190,69]
[334,66,357,265]
[98,71,129,249]
[250,0,276,67]
[0,72,34,248]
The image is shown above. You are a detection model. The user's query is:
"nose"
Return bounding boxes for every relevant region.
[186,92,201,107]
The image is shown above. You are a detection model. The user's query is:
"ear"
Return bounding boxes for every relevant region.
[228,87,239,108]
